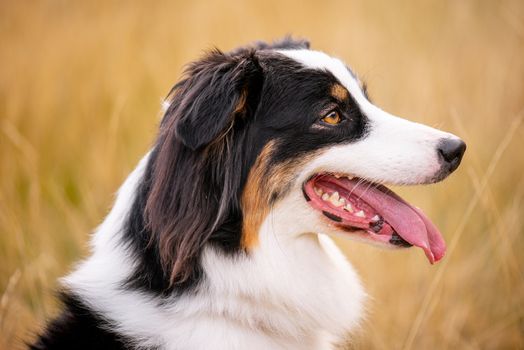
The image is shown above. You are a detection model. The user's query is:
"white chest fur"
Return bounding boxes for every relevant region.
[195,232,366,350]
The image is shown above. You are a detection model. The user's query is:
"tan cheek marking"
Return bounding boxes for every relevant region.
[241,141,276,250]
[331,84,349,101]
[241,141,321,250]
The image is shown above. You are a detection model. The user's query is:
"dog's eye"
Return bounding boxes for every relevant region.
[321,110,342,125]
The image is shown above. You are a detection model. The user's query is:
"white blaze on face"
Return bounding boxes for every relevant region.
[277,49,461,185]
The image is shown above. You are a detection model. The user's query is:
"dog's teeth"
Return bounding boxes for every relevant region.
[329,192,344,207]
[334,174,341,178]
[344,203,354,213]
[314,186,323,196]
[371,215,381,222]
[321,193,330,201]
[355,210,365,218]
[346,175,354,181]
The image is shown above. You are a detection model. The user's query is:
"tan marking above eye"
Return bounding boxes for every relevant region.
[330,84,349,101]
[321,110,342,125]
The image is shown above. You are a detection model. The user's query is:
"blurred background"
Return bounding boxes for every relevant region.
[1,0,523,349]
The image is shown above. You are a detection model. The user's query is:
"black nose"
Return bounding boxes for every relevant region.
[437,138,466,172]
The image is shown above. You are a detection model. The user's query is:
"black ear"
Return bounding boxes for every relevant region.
[165,50,262,150]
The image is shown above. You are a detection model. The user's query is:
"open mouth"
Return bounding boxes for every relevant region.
[303,173,446,264]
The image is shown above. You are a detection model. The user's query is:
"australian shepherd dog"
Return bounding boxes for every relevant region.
[31,38,466,350]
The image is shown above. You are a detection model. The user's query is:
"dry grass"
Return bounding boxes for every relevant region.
[1,0,523,349]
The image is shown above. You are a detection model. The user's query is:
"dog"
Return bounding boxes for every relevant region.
[31,37,466,350]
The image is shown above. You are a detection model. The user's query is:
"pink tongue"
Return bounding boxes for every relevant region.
[344,179,446,263]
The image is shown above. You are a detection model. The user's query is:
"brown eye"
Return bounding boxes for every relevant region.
[321,110,342,125]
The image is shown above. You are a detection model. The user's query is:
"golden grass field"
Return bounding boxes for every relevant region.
[1,0,523,349]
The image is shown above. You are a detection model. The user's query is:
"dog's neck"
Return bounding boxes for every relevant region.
[64,155,365,349]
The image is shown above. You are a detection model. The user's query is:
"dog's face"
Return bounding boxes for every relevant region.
[240,48,465,263]
[148,38,465,284]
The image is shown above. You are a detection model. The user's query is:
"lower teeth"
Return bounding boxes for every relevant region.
[370,215,384,233]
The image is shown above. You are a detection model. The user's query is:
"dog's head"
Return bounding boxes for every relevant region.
[145,38,466,286]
